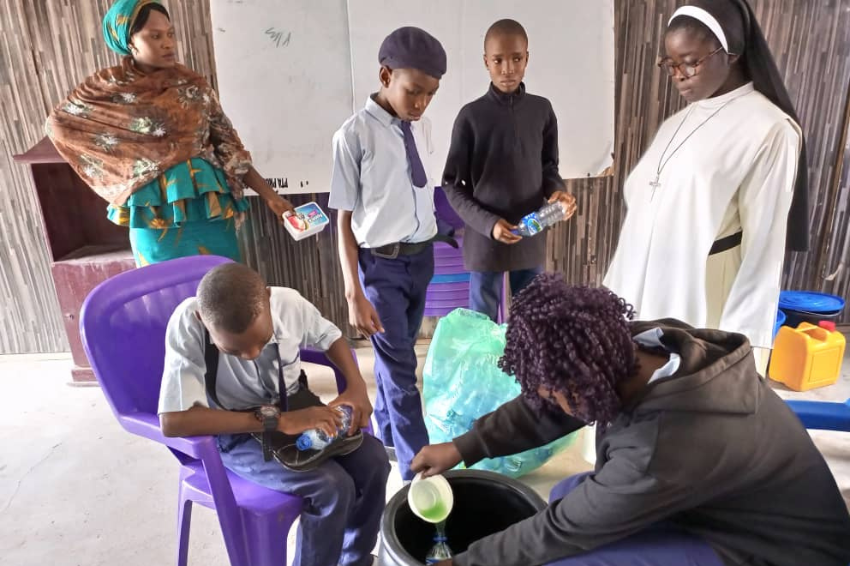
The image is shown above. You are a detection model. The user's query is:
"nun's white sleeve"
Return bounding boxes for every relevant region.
[718,119,801,349]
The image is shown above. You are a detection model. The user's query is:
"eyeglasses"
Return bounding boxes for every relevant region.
[657,46,728,78]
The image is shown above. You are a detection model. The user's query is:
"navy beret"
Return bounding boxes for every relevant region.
[378,26,447,79]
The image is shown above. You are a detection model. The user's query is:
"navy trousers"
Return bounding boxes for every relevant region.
[358,246,434,480]
[218,389,390,566]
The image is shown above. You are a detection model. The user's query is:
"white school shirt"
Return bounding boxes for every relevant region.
[634,327,682,383]
[604,83,801,349]
[158,287,342,413]
[328,95,438,248]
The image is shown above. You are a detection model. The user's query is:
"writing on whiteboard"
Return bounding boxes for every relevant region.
[265,27,292,48]
[265,177,289,189]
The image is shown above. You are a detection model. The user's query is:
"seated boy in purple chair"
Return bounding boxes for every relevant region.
[158,263,389,566]
[413,273,850,566]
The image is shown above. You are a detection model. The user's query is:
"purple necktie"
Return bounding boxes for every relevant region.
[400,120,428,188]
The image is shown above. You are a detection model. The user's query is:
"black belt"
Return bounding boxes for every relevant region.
[709,231,743,256]
[369,233,458,259]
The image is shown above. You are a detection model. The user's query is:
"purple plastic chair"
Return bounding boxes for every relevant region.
[79,255,363,566]
[434,185,464,231]
[425,235,508,320]
[425,233,471,317]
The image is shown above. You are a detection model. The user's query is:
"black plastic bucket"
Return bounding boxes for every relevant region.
[779,291,844,329]
[378,469,546,566]
[782,308,842,329]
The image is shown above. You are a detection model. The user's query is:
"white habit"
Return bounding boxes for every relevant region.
[604,83,802,350]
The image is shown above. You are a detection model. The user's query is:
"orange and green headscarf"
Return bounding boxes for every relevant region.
[102,0,162,56]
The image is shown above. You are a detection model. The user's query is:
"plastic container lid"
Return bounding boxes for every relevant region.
[778,291,845,314]
[283,202,330,241]
[296,434,313,451]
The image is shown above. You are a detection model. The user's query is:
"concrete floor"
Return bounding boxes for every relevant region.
[0,341,848,566]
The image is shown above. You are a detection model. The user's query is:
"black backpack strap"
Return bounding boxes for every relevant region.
[203,329,227,410]
[204,331,295,413]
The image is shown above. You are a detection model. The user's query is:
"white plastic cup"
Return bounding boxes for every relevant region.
[407,472,454,523]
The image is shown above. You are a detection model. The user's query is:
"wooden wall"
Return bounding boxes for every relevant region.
[0,0,218,354]
[2,0,848,354]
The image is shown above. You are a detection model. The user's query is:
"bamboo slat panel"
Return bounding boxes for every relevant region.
[239,193,352,336]
[0,0,218,353]
[1,0,68,354]
[2,0,849,352]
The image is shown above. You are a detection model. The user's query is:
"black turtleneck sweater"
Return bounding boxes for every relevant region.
[442,82,564,272]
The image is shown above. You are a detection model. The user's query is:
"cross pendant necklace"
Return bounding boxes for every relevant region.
[649,176,661,200]
[650,106,694,199]
[650,93,747,200]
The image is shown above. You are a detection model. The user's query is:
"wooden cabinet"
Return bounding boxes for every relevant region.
[14,138,135,383]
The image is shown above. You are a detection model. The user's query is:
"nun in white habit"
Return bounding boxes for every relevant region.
[604,0,808,372]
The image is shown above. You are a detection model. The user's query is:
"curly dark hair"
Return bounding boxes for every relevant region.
[498,273,637,426]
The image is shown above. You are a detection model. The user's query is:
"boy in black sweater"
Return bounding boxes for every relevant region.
[441,19,576,321]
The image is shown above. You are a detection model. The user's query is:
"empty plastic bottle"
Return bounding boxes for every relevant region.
[511,202,566,237]
[425,523,453,564]
[295,405,353,451]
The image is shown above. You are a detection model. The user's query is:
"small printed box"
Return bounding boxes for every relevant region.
[283,202,330,241]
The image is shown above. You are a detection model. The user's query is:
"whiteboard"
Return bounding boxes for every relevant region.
[211,0,354,194]
[348,0,615,181]
[211,0,615,194]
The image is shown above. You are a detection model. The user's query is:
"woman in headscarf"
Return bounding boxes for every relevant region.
[46,0,294,266]
[604,0,807,373]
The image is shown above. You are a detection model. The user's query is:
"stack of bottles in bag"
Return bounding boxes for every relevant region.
[296,405,353,451]
[422,309,576,478]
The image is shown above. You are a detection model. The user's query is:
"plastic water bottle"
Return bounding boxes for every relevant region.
[512,202,566,237]
[425,523,453,564]
[295,405,353,451]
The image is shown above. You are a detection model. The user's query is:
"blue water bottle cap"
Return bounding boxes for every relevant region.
[296,435,313,451]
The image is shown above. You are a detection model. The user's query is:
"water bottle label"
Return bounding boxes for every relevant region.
[521,213,543,235]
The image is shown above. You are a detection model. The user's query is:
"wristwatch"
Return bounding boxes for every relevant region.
[254,405,281,431]
[254,405,281,462]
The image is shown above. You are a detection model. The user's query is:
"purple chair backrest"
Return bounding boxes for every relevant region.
[434,186,464,230]
[80,256,234,420]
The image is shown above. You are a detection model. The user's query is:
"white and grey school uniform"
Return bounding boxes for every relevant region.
[328,95,438,481]
[158,287,389,566]
[159,287,341,413]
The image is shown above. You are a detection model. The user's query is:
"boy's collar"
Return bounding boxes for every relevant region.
[487,81,526,104]
[365,94,397,127]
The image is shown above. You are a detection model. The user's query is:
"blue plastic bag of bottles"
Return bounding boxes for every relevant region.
[423,308,576,478]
